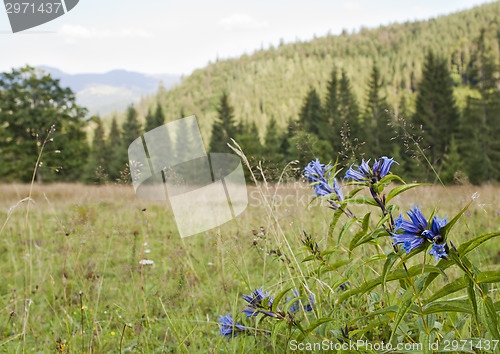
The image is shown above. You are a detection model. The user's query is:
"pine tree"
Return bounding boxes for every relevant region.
[299,87,327,139]
[111,105,142,182]
[209,92,238,153]
[154,104,166,127]
[441,135,464,184]
[145,107,155,132]
[264,116,283,164]
[413,51,460,166]
[460,29,500,183]
[364,64,393,158]
[324,67,341,155]
[84,116,108,183]
[338,70,362,162]
[107,117,122,180]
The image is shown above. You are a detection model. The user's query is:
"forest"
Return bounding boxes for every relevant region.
[1,1,499,184]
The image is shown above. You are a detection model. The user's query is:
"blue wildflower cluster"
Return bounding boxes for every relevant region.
[218,287,314,339]
[242,287,276,318]
[303,158,343,209]
[218,314,248,338]
[392,204,449,261]
[345,157,398,184]
[288,290,315,313]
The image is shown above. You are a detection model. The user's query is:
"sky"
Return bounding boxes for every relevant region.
[0,0,495,75]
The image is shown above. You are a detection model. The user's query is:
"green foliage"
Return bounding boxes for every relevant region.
[413,51,460,166]
[209,92,238,153]
[0,65,89,182]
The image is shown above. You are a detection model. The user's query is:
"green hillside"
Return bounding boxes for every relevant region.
[128,1,500,143]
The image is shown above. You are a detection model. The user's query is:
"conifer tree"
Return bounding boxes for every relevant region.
[154,103,166,127]
[460,29,500,183]
[324,67,341,155]
[413,51,460,166]
[364,64,393,157]
[209,92,238,153]
[299,87,327,139]
[145,107,155,132]
[264,116,283,164]
[84,116,108,183]
[107,117,122,180]
[338,70,362,161]
[111,105,142,182]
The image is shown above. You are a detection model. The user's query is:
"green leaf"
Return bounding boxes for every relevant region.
[296,317,335,342]
[465,274,480,331]
[458,232,500,256]
[344,197,379,207]
[385,183,428,203]
[440,199,473,239]
[349,212,371,252]
[389,285,415,342]
[422,300,473,315]
[382,252,399,291]
[423,277,466,305]
[378,174,405,186]
[477,271,500,284]
[328,205,345,237]
[355,227,390,249]
[271,286,293,313]
[337,218,356,245]
[282,296,307,314]
[481,296,500,340]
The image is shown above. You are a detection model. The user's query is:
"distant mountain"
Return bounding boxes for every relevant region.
[38,66,180,115]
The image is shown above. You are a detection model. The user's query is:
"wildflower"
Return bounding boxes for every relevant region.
[392,205,448,261]
[303,159,343,208]
[139,259,154,265]
[287,290,314,313]
[218,314,247,338]
[345,157,398,183]
[111,331,115,336]
[242,287,275,318]
[339,282,349,291]
[429,243,448,262]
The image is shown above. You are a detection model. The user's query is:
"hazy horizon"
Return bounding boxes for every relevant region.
[0,0,496,76]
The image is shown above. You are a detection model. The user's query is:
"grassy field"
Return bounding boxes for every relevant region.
[0,181,499,352]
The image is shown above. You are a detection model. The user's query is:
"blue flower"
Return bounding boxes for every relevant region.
[242,287,274,318]
[345,157,398,183]
[339,282,349,291]
[287,290,314,313]
[392,205,448,260]
[429,243,448,262]
[218,314,247,338]
[303,159,343,208]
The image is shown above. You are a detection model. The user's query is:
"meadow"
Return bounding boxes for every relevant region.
[0,178,499,352]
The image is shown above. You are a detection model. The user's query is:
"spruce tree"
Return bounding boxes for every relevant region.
[145,108,155,132]
[413,51,460,166]
[154,104,166,127]
[264,116,283,164]
[364,64,393,158]
[299,87,327,139]
[209,92,238,153]
[107,117,122,180]
[338,70,362,162]
[111,105,142,182]
[324,67,341,155]
[460,29,500,183]
[84,116,108,183]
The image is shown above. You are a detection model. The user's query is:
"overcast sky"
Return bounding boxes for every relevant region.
[0,0,495,75]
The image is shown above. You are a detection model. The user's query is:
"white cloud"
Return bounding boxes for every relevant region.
[57,24,152,41]
[219,13,268,31]
[342,1,363,10]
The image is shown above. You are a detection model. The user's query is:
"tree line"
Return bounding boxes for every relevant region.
[0,27,499,185]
